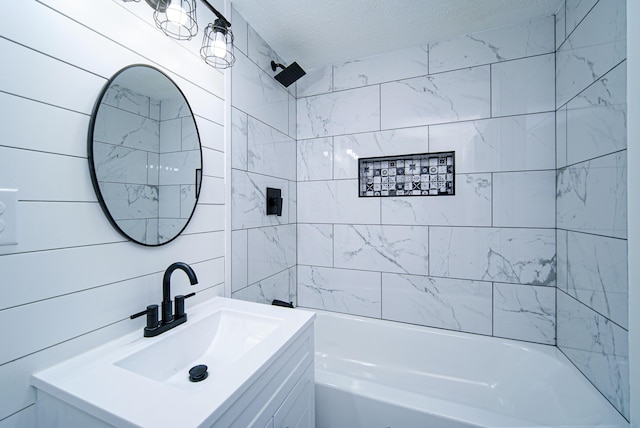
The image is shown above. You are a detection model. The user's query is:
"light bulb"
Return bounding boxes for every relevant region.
[211,31,227,58]
[166,2,188,26]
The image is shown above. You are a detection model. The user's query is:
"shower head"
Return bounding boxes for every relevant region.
[271,61,306,87]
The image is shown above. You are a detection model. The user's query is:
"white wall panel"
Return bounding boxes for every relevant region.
[0,0,227,422]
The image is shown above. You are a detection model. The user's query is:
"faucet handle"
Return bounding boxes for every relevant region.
[130,305,160,330]
[175,292,196,318]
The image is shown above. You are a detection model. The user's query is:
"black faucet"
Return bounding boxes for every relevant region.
[130,262,198,337]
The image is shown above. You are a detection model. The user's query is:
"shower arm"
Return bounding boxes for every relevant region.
[271,61,286,71]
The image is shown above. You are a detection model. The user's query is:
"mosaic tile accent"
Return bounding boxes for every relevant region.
[358,152,455,197]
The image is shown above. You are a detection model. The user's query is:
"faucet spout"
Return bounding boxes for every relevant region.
[161,262,198,323]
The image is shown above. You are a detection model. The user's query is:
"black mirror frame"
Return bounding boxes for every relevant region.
[88,64,204,247]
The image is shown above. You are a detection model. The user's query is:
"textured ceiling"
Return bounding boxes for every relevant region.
[230,0,562,69]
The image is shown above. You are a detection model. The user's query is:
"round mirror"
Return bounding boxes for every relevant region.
[88,65,203,246]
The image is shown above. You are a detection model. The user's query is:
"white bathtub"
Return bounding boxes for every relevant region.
[312,310,628,428]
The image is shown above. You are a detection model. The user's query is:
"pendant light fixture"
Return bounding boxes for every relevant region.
[150,0,198,41]
[200,17,235,69]
[121,0,234,69]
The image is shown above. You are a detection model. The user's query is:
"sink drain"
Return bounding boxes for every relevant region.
[189,364,208,382]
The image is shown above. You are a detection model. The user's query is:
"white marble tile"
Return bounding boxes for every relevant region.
[381,66,490,129]
[247,116,296,180]
[557,291,629,419]
[297,137,333,181]
[491,54,555,117]
[160,98,191,120]
[158,218,183,242]
[119,219,148,244]
[232,52,289,135]
[147,153,160,186]
[232,229,248,293]
[288,180,297,224]
[381,173,491,227]
[231,107,248,170]
[296,64,333,98]
[429,113,555,173]
[288,92,296,138]
[159,118,181,153]
[93,104,159,152]
[102,84,150,116]
[179,185,196,218]
[158,185,180,219]
[334,225,429,275]
[247,24,285,78]
[333,127,428,179]
[556,1,567,49]
[493,283,556,344]
[297,224,333,267]
[556,229,568,291]
[382,274,492,335]
[232,268,291,306]
[231,170,289,229]
[297,179,380,225]
[333,45,428,91]
[557,151,627,239]
[297,266,382,318]
[289,267,297,306]
[565,0,598,35]
[181,116,199,151]
[556,106,568,168]
[231,6,248,55]
[150,100,160,121]
[93,143,148,184]
[247,224,296,284]
[556,0,626,107]
[430,227,556,285]
[565,231,628,328]
[429,16,554,74]
[297,85,380,139]
[99,182,158,220]
[566,61,627,165]
[158,150,201,185]
[493,171,556,228]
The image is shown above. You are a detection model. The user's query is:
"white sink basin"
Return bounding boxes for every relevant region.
[115,309,281,389]
[32,297,315,427]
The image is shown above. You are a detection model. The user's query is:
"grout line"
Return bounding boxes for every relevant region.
[557,288,628,332]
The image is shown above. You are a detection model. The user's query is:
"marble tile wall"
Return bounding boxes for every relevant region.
[93,85,161,243]
[296,15,557,345]
[230,8,297,305]
[555,0,628,420]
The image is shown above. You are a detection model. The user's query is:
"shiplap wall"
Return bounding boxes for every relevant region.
[0,0,229,425]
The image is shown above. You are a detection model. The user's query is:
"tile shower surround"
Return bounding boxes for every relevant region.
[296,15,558,348]
[231,1,629,421]
[230,8,298,307]
[555,0,628,420]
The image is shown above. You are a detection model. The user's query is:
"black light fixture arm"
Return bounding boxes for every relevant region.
[200,0,231,27]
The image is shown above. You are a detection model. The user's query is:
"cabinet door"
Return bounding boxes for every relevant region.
[273,365,314,428]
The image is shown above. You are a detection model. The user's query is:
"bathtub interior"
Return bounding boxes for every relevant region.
[312,309,628,428]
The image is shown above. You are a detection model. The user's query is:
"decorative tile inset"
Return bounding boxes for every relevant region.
[359,152,454,197]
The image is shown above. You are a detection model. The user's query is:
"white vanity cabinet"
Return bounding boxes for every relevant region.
[32,298,315,428]
[213,324,315,428]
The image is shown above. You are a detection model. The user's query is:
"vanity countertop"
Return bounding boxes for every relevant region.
[32,297,315,428]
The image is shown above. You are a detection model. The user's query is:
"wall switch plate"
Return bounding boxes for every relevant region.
[0,189,18,245]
